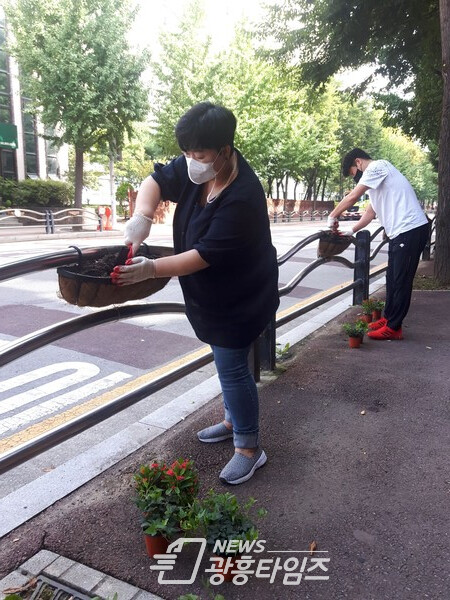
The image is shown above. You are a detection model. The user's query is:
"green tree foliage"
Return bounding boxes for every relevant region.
[150,0,214,157]
[4,0,149,208]
[262,0,441,149]
[261,0,449,282]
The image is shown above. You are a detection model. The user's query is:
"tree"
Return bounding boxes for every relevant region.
[436,0,450,281]
[150,0,214,157]
[262,0,450,283]
[5,0,149,208]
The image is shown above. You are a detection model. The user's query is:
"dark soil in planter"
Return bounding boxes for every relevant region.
[74,247,159,278]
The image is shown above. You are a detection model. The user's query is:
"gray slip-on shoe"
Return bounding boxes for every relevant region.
[197,422,233,443]
[219,448,267,485]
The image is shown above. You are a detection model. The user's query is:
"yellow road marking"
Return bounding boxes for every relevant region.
[0,345,211,454]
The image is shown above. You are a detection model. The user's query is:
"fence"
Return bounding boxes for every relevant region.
[0,207,102,233]
[0,229,392,474]
[270,209,330,223]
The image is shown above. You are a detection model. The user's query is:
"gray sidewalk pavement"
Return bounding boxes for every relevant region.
[1,260,449,600]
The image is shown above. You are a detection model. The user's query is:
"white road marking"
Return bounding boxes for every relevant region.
[0,371,132,434]
[0,362,100,414]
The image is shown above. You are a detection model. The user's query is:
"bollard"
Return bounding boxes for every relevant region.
[44,210,51,234]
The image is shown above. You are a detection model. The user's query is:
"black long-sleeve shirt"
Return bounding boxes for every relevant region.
[151,150,279,348]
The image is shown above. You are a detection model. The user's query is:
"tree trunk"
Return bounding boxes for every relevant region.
[74,146,84,210]
[435,0,450,283]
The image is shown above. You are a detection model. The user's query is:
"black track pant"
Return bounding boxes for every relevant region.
[384,222,430,330]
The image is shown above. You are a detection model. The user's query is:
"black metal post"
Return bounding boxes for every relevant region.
[422,217,433,260]
[258,315,276,372]
[248,340,260,383]
[353,230,370,305]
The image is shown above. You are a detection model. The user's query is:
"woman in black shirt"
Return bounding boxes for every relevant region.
[114,102,279,485]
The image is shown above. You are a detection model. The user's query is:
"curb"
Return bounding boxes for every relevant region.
[0,550,164,600]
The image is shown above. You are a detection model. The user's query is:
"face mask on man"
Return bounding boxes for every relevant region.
[353,169,363,184]
[186,150,223,185]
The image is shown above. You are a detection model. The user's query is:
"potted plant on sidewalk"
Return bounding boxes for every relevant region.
[360,298,375,323]
[342,320,368,348]
[371,298,385,321]
[193,490,266,582]
[133,458,199,558]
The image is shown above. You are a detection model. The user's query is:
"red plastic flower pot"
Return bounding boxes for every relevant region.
[144,534,170,558]
[348,336,362,349]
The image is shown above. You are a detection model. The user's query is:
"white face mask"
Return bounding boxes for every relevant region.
[186,150,223,185]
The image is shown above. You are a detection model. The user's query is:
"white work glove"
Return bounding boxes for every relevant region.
[111,256,156,285]
[123,213,153,254]
[340,229,355,237]
[327,215,339,230]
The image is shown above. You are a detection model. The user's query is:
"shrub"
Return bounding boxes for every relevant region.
[0,177,74,207]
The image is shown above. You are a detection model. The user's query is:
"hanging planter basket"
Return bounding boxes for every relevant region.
[57,244,173,307]
[317,230,355,258]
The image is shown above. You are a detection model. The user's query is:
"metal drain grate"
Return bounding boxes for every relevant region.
[29,575,94,600]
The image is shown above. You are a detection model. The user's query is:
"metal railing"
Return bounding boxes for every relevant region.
[0,231,388,474]
[271,209,330,223]
[0,207,102,233]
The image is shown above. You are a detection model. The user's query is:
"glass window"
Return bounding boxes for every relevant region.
[24,132,37,154]
[0,71,8,93]
[0,92,9,108]
[1,149,16,178]
[23,112,35,132]
[47,156,58,175]
[0,50,8,71]
[0,106,10,123]
[25,153,38,175]
[0,29,5,48]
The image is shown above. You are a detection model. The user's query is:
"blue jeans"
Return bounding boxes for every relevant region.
[211,344,259,449]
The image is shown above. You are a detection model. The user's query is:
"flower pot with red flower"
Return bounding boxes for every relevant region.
[133,458,199,558]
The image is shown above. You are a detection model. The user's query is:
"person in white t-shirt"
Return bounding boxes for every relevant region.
[328,148,430,341]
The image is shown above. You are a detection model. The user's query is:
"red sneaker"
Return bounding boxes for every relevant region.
[367,325,403,340]
[368,318,387,331]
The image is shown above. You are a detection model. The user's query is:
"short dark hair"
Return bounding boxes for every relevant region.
[342,148,372,176]
[175,102,237,152]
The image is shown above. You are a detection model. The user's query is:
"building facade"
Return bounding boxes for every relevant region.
[0,6,68,181]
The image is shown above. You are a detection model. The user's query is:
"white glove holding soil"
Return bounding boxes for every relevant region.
[113,256,156,285]
[123,213,153,254]
[327,215,339,230]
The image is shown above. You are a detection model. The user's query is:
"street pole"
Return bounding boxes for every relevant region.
[109,154,117,229]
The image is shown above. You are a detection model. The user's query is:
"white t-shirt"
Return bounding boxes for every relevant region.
[360,160,428,238]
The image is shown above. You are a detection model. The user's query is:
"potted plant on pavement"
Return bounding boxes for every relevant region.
[342,320,369,348]
[360,298,375,323]
[194,490,266,582]
[371,298,385,321]
[133,458,199,557]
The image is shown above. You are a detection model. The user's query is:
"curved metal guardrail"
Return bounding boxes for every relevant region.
[0,207,101,233]
[0,230,387,473]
